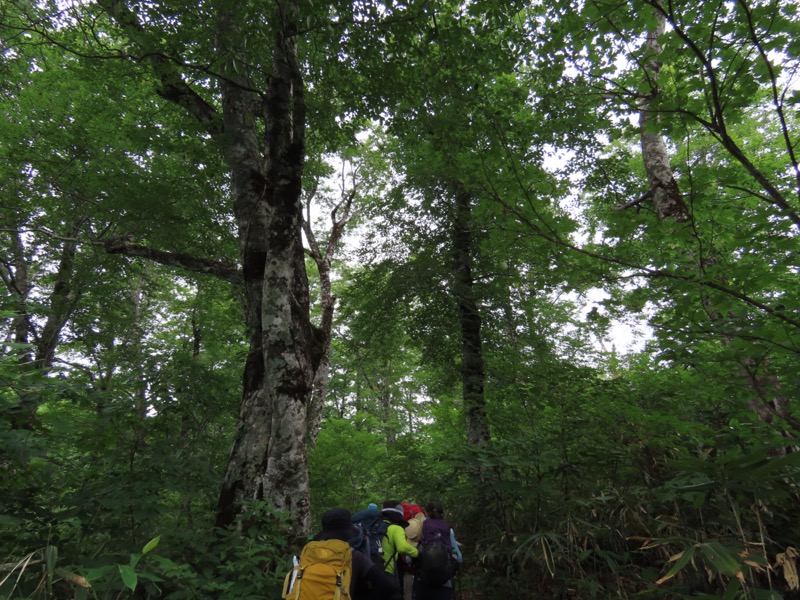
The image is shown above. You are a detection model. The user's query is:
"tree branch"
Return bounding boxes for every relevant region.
[737,0,800,205]
[614,188,653,211]
[101,237,242,284]
[97,0,221,134]
[1,228,242,285]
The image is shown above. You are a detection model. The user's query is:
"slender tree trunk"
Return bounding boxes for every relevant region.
[3,229,32,364]
[3,229,35,430]
[307,342,331,444]
[452,185,491,449]
[191,306,202,358]
[639,7,690,223]
[303,230,335,445]
[129,270,149,418]
[638,6,794,435]
[739,358,796,430]
[379,381,397,445]
[2,221,83,427]
[302,183,355,444]
[35,222,83,369]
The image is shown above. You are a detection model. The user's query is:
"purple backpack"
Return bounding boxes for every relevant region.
[421,519,452,548]
[417,519,457,585]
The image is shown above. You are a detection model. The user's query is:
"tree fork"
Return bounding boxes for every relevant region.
[214,0,320,542]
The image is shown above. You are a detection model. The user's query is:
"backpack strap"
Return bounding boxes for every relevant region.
[282,566,305,600]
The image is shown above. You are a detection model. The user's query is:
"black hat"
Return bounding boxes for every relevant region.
[314,508,360,543]
[381,500,410,527]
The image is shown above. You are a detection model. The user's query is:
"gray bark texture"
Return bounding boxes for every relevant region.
[99,0,320,540]
[213,1,319,541]
[639,9,690,223]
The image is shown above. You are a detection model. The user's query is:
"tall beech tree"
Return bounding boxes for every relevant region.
[4,1,800,597]
[2,0,440,537]
[353,3,581,475]
[1,0,318,534]
[452,184,490,450]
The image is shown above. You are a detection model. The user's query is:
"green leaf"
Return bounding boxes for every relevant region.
[118,564,138,591]
[142,536,161,555]
[698,541,741,576]
[660,544,697,582]
[45,545,58,574]
[84,565,116,582]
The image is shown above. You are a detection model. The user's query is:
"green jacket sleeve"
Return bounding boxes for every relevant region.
[389,524,418,557]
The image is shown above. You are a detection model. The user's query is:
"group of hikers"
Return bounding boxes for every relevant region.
[283,500,463,600]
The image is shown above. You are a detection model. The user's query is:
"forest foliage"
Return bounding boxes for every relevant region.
[2,0,800,598]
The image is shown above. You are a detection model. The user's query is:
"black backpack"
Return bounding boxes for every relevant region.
[352,514,390,568]
[416,520,458,586]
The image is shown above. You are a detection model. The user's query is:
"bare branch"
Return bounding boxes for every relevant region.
[1,227,242,285]
[102,237,242,284]
[614,188,653,211]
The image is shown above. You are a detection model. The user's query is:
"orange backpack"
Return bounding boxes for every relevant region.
[282,539,353,600]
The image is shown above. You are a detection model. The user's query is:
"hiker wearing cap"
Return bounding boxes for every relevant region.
[380,500,419,577]
[310,508,401,600]
[351,502,379,523]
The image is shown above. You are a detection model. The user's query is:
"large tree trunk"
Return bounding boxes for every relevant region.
[213,1,319,540]
[101,0,320,536]
[258,7,318,536]
[8,0,320,537]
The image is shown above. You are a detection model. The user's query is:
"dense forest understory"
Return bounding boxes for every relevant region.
[2,0,800,598]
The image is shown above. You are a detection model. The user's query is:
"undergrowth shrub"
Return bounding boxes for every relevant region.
[0,500,290,599]
[442,395,800,600]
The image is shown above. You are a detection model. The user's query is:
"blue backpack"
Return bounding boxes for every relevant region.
[351,509,390,567]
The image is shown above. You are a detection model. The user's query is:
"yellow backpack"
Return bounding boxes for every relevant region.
[282,539,353,600]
